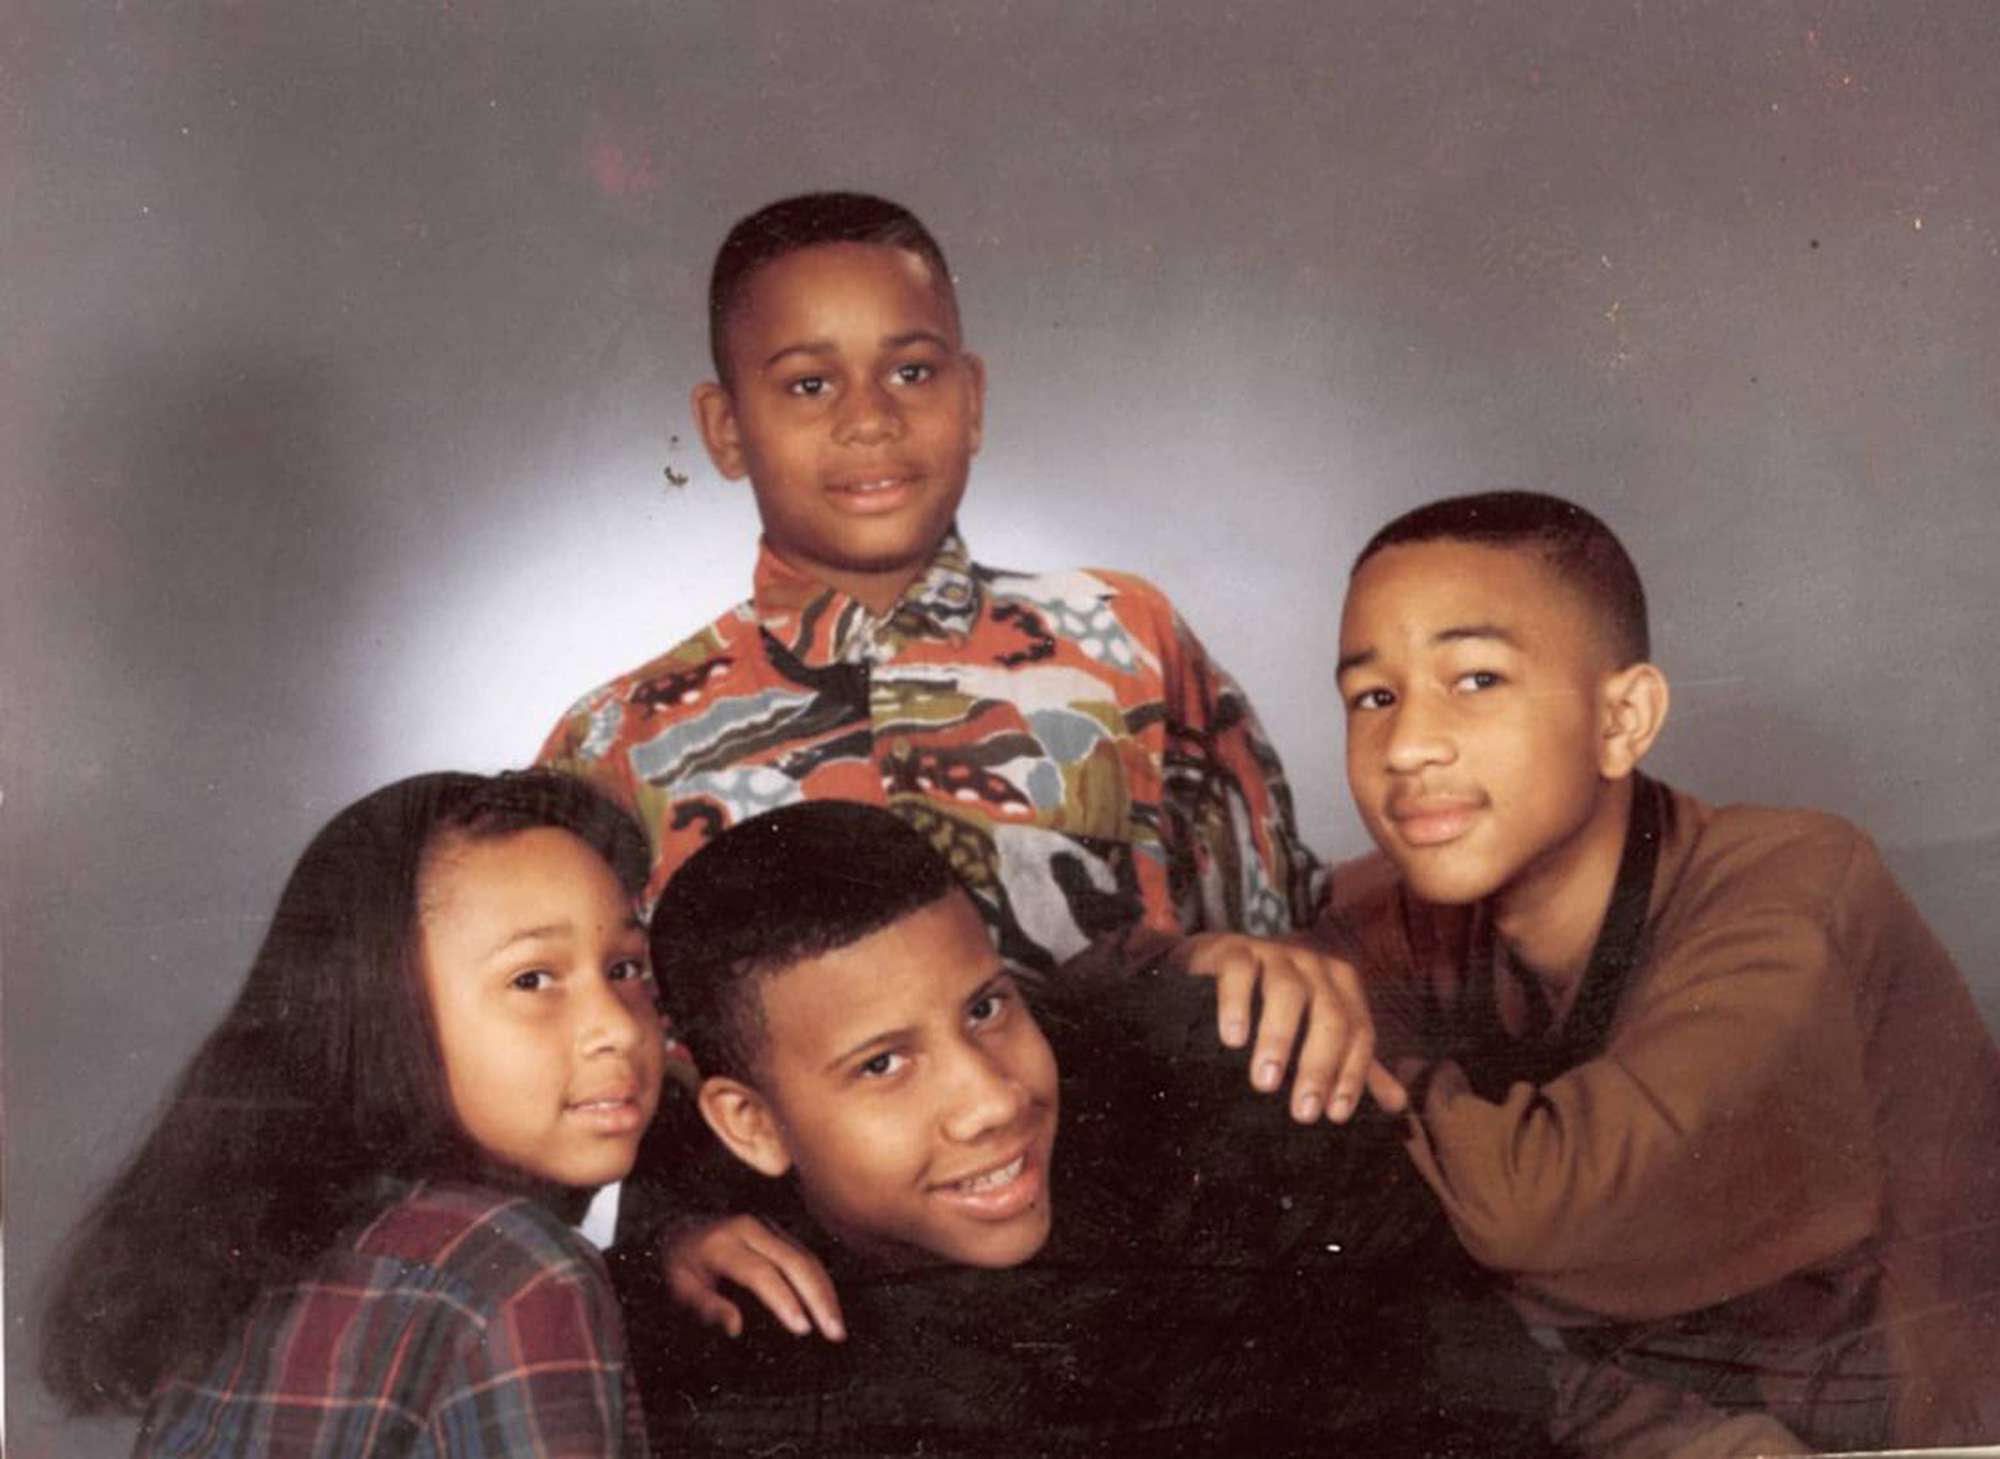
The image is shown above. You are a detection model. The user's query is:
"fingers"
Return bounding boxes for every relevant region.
[1185,934,1394,1124]
[725,1255,823,1339]
[1190,934,1257,1048]
[664,1264,746,1338]
[1282,966,1345,1122]
[1365,1057,1409,1116]
[1321,957,1378,1124]
[661,1215,847,1343]
[740,1221,846,1342]
[1247,960,1309,1098]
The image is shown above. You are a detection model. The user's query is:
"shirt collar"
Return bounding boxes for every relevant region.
[752,528,982,665]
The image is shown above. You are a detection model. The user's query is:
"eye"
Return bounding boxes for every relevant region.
[967,988,1011,1029]
[1453,670,1504,693]
[608,957,652,984]
[858,1050,908,1080]
[1347,687,1395,712]
[786,375,829,398]
[892,361,935,386]
[510,969,555,992]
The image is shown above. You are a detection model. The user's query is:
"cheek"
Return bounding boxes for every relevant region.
[1009,1026,1060,1108]
[1344,731,1385,804]
[738,413,811,472]
[427,997,485,1104]
[800,1103,924,1193]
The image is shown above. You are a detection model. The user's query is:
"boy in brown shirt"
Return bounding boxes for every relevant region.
[1328,490,2000,1455]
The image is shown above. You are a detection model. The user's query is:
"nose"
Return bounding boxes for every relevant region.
[831,375,904,446]
[1383,693,1455,775]
[939,1041,1030,1144]
[578,972,649,1058]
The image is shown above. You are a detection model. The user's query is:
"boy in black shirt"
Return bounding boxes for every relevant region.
[622,801,1551,1456]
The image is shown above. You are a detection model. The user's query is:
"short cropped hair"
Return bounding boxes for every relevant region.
[707,191,956,381]
[1355,490,1650,665]
[651,801,961,1082]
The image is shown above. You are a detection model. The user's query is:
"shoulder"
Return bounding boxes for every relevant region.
[1664,788,1881,925]
[976,561,1211,680]
[1322,849,1477,990]
[538,601,763,767]
[980,560,1179,626]
[550,602,760,723]
[354,1183,608,1315]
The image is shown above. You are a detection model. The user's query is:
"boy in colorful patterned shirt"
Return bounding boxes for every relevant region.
[539,192,1395,1330]
[540,192,1318,975]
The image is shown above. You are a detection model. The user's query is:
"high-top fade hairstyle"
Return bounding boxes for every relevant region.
[42,769,648,1415]
[707,190,956,382]
[651,800,961,1083]
[1355,489,1651,666]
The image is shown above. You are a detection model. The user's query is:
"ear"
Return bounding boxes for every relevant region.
[960,351,986,457]
[691,381,748,481]
[1596,662,1670,780]
[696,1076,793,1179]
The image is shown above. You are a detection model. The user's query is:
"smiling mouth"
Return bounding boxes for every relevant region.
[565,1092,648,1134]
[825,475,919,511]
[930,1147,1045,1220]
[1389,800,1482,847]
[951,1155,1024,1193]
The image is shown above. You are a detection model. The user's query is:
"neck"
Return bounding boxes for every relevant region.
[767,541,927,617]
[1491,776,1636,987]
[837,568,923,617]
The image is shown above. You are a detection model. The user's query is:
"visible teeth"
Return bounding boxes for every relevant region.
[958,1156,1024,1192]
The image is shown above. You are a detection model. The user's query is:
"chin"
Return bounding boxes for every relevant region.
[970,1201,1056,1268]
[1385,853,1509,908]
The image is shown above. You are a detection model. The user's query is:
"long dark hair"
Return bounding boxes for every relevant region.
[40,770,649,1414]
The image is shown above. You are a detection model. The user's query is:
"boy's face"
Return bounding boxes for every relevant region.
[710,889,1058,1269]
[419,828,665,1190]
[1338,540,1623,912]
[694,242,985,612]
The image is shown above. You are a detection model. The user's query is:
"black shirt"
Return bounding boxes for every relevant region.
[616,955,1556,1457]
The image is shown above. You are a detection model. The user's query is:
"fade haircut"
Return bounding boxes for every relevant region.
[1355,490,1651,665]
[651,801,962,1083]
[707,191,957,381]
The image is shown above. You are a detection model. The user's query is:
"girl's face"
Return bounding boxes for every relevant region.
[418,827,665,1191]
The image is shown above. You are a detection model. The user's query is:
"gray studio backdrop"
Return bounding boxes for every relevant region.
[6,3,1998,1453]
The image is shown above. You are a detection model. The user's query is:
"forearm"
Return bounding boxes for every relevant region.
[1403,1033,1880,1321]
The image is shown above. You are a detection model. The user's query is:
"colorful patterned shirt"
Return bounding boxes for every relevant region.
[136,1181,649,1458]
[538,530,1323,974]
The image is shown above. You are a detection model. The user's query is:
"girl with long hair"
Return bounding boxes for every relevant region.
[42,770,664,1456]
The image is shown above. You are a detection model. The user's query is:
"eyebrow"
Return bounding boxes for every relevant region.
[481,913,643,961]
[483,923,569,959]
[1435,623,1522,648]
[760,329,953,372]
[1336,623,1522,678]
[824,1025,908,1075]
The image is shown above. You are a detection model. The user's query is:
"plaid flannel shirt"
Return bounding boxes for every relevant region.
[136,1181,648,1457]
